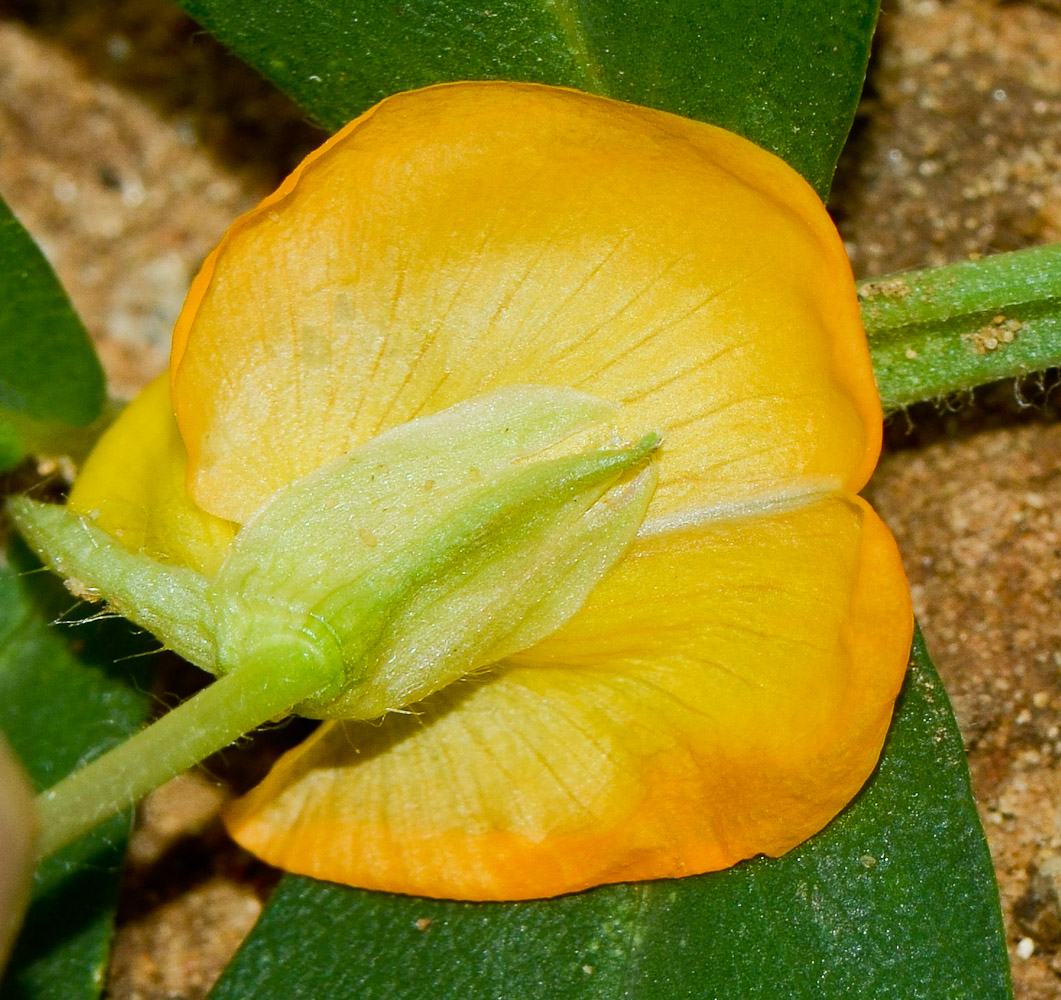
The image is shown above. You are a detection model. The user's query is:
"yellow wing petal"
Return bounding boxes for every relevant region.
[68,375,237,577]
[172,82,880,523]
[223,495,911,900]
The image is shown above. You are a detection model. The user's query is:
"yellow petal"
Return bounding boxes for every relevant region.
[172,82,880,523]
[68,375,237,577]
[223,495,911,900]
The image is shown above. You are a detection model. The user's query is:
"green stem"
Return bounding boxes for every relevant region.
[860,242,1061,412]
[35,642,338,861]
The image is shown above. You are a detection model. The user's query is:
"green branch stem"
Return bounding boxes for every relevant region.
[860,242,1061,412]
[34,647,337,861]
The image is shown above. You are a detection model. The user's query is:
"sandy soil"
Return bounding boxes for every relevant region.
[1,0,1060,996]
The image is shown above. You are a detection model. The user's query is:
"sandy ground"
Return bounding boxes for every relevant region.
[1,0,1060,996]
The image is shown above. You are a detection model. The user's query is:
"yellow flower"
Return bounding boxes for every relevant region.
[57,83,911,900]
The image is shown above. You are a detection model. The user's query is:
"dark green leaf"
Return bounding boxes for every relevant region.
[0,200,105,426]
[0,425,21,475]
[0,544,153,1000]
[209,627,1011,1000]
[173,0,878,195]
[0,196,105,469]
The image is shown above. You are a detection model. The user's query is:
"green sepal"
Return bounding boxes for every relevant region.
[213,387,659,718]
[10,388,659,725]
[5,497,216,669]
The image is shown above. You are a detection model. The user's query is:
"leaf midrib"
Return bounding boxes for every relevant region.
[544,0,607,95]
